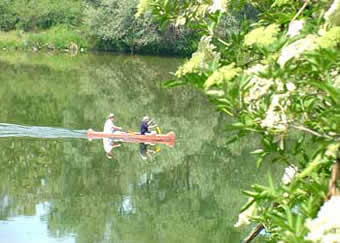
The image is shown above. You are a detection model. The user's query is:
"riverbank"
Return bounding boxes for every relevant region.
[0,27,195,56]
[0,0,197,57]
[0,27,88,54]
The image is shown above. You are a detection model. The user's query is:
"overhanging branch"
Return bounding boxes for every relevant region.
[291,125,339,141]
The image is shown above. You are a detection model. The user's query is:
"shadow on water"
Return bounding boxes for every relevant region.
[0,123,87,139]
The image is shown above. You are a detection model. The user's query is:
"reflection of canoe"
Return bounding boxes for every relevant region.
[87,130,175,147]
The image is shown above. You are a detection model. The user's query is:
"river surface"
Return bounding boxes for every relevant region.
[0,52,276,243]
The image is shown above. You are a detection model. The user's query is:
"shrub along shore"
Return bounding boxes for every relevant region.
[0,0,198,56]
[0,27,88,54]
[0,25,196,56]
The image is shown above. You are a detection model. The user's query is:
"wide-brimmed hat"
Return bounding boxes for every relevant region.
[142,116,149,121]
[107,113,115,118]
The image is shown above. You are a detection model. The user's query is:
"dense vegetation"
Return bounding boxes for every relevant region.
[0,0,199,55]
[1,0,339,241]
[138,0,340,242]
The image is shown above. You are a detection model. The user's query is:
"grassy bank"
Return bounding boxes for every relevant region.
[0,26,89,53]
[0,28,195,56]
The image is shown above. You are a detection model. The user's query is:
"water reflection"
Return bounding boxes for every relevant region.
[0,202,76,243]
[103,139,166,160]
[120,195,136,215]
[0,52,280,243]
[103,137,122,159]
[0,194,9,211]
[139,143,159,160]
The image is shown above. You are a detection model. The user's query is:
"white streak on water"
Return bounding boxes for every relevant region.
[0,123,87,139]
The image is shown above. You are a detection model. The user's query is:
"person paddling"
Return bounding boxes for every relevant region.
[103,113,123,159]
[140,116,157,135]
[104,113,122,133]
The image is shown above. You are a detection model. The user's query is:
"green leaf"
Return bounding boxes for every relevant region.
[256,156,264,168]
[217,98,232,105]
[221,108,234,116]
[251,149,264,154]
[252,184,269,192]
[243,190,258,197]
[240,198,256,212]
[232,122,244,128]
[162,79,186,87]
[225,136,238,144]
[267,172,275,192]
[304,98,315,110]
[295,213,303,236]
[310,81,340,105]
[285,206,294,229]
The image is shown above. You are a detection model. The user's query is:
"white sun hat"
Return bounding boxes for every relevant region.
[107,113,115,118]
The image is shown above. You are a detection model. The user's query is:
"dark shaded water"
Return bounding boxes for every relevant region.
[0,52,274,243]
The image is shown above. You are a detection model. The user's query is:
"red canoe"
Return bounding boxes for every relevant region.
[87,130,175,147]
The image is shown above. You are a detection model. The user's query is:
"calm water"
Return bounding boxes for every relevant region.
[0,52,275,243]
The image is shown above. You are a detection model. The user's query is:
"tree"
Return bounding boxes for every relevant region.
[138,0,340,242]
[85,0,197,55]
[0,0,84,31]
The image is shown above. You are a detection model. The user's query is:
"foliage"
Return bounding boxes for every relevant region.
[138,0,340,242]
[0,0,247,55]
[0,0,87,52]
[0,1,17,31]
[0,26,88,51]
[0,0,84,31]
[84,0,197,55]
[0,31,23,49]
[27,25,89,50]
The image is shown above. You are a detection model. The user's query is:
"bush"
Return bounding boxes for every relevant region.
[140,0,340,242]
[1,0,84,31]
[27,25,89,50]
[0,31,24,49]
[0,2,17,31]
[85,0,197,55]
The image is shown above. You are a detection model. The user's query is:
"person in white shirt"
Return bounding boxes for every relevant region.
[103,113,122,133]
[103,113,123,159]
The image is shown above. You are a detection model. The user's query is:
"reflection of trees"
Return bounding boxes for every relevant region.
[0,53,280,242]
[0,139,64,218]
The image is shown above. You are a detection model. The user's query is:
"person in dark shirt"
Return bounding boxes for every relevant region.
[140,116,157,135]
[140,117,149,135]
